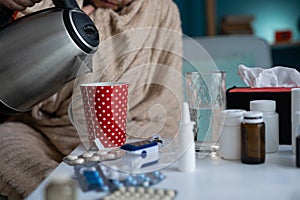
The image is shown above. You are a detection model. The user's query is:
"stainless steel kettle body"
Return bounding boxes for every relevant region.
[0,1,99,115]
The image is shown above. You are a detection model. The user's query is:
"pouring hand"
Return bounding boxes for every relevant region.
[0,0,42,11]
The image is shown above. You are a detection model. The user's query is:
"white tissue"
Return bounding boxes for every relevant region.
[238,64,300,87]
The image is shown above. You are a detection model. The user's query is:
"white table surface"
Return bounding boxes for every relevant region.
[26,145,300,200]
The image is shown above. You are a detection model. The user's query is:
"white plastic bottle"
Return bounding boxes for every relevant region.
[219,109,245,160]
[250,100,279,153]
[292,88,300,154]
[177,102,196,172]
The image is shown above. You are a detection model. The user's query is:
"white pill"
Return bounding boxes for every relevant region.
[166,190,176,197]
[133,192,141,199]
[128,186,136,193]
[96,150,108,156]
[137,187,146,193]
[123,192,131,197]
[74,158,85,164]
[119,186,126,193]
[146,188,155,194]
[151,195,161,200]
[156,189,165,196]
[142,181,150,187]
[82,152,93,158]
[65,154,78,161]
[106,153,116,159]
[113,191,122,196]
[143,193,151,199]
[90,155,101,162]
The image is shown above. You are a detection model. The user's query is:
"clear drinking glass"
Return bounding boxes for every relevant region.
[185,71,226,158]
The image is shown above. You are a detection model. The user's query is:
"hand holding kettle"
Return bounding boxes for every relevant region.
[0,0,42,10]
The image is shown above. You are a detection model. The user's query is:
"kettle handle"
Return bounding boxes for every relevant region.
[0,5,14,29]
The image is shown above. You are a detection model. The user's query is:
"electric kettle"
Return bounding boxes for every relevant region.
[0,0,99,115]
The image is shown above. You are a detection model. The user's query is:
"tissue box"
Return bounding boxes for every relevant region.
[226,86,291,145]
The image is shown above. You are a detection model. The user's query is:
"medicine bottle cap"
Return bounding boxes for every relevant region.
[221,109,245,118]
[250,100,276,112]
[243,111,263,124]
[220,109,245,126]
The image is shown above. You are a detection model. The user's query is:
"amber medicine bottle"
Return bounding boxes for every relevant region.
[241,111,265,164]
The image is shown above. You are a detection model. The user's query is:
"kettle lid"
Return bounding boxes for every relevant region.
[64,9,99,53]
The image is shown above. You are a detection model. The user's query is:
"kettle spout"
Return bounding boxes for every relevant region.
[65,55,93,83]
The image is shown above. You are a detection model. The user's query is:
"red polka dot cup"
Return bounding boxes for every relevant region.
[79,82,128,148]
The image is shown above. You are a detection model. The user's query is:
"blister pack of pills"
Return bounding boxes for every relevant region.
[63,149,125,166]
[73,162,167,193]
[101,186,177,200]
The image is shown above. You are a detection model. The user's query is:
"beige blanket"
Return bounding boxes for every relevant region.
[0,0,182,198]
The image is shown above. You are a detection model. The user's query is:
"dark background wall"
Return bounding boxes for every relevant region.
[173,0,300,69]
[173,0,300,43]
